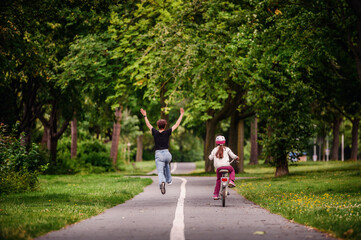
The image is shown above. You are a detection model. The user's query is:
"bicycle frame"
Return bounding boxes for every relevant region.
[219,169,230,207]
[218,159,236,207]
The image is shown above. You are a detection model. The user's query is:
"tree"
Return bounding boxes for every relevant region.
[110,106,122,166]
[0,0,49,146]
[331,117,343,160]
[242,1,318,176]
[249,116,258,165]
[59,32,122,165]
[70,113,77,159]
[1,0,120,167]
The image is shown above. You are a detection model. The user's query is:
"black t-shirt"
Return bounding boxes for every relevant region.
[152,128,172,150]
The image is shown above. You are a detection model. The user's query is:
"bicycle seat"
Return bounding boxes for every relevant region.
[219,169,229,173]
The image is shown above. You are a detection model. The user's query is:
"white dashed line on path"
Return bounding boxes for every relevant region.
[170,177,187,240]
[171,162,177,173]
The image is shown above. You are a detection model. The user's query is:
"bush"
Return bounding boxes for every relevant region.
[0,169,39,194]
[0,124,47,194]
[56,138,114,174]
[171,149,203,162]
[78,140,107,157]
[78,151,113,170]
[77,140,113,172]
[142,150,154,161]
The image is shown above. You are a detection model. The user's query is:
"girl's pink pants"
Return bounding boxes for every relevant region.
[214,166,235,196]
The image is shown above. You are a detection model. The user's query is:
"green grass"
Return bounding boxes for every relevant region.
[118,160,156,175]
[0,173,152,240]
[234,161,361,240]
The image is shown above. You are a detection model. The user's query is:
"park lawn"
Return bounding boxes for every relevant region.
[0,173,152,240]
[119,160,156,175]
[235,161,361,240]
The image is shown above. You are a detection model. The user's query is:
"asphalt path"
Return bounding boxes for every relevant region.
[37,162,335,240]
[147,162,196,175]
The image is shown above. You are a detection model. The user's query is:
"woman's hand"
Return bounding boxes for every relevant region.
[180,108,184,115]
[140,108,147,116]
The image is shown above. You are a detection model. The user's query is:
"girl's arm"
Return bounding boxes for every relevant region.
[209,147,216,160]
[172,108,184,132]
[227,147,239,160]
[140,108,153,131]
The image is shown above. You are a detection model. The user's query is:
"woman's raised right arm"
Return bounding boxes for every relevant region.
[140,108,153,131]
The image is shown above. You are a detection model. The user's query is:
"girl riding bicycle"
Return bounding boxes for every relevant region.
[209,135,239,200]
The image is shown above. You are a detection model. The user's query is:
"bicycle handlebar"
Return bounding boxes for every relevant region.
[229,157,239,164]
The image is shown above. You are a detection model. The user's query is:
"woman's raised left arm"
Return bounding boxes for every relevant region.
[171,108,184,132]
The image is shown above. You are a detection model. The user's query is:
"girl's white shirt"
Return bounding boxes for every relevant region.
[208,146,238,169]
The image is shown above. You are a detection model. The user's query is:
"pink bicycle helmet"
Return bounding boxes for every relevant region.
[215,135,226,145]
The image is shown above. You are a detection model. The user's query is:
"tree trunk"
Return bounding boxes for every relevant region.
[20,79,38,147]
[351,118,360,160]
[36,100,69,165]
[250,116,258,165]
[204,119,217,173]
[136,135,143,162]
[49,136,58,165]
[70,116,77,159]
[160,84,169,123]
[20,116,33,147]
[229,112,238,153]
[127,140,131,164]
[264,125,273,164]
[331,117,342,160]
[237,119,245,173]
[110,106,122,167]
[275,154,289,177]
[41,126,49,148]
[258,144,263,160]
[48,116,68,165]
[321,135,326,161]
[229,112,239,172]
[203,92,245,172]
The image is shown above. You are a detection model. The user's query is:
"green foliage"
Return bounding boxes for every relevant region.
[171,149,203,162]
[78,141,113,171]
[120,108,142,142]
[241,0,321,165]
[0,124,48,194]
[247,0,361,164]
[56,137,113,174]
[170,126,204,162]
[2,0,361,174]
[0,170,39,196]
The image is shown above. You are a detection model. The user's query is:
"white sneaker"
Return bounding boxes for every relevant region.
[167,181,172,185]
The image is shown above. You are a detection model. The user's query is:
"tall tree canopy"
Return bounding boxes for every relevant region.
[1,0,361,176]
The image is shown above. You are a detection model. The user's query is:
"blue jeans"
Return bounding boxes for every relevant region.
[155,149,172,185]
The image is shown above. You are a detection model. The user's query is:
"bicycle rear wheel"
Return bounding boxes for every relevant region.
[222,188,226,207]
